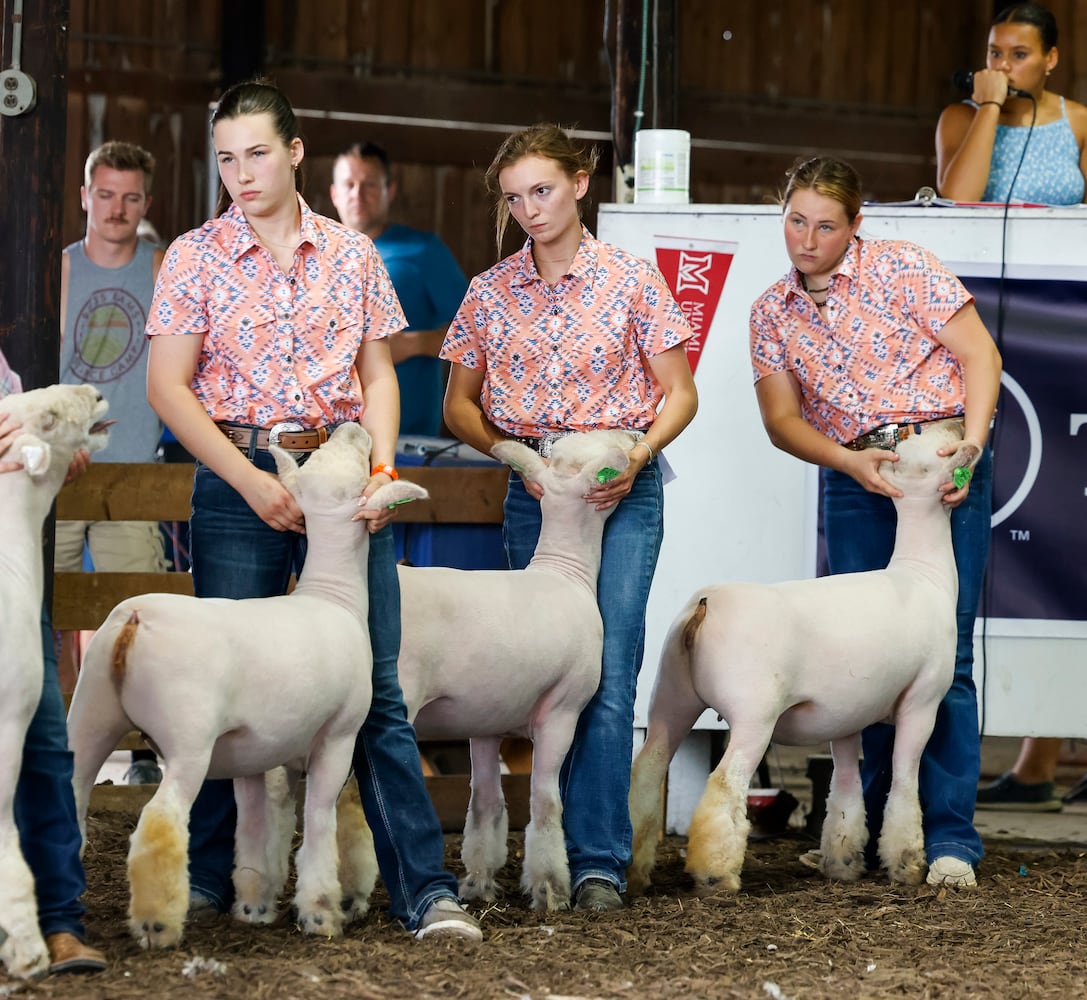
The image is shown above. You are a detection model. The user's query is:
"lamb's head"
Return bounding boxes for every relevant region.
[272,423,428,516]
[879,418,965,500]
[0,384,111,482]
[492,429,637,504]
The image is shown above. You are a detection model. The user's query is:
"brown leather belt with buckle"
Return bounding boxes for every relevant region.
[217,421,330,452]
[846,417,961,452]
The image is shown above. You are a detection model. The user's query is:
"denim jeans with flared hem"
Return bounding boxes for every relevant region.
[185,453,458,927]
[16,607,89,940]
[503,460,664,892]
[821,446,992,869]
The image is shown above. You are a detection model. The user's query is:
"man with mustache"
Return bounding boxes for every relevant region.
[55,142,168,788]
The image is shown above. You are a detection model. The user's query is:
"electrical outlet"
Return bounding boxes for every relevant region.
[0,69,36,116]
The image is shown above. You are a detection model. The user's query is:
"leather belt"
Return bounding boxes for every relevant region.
[217,421,330,453]
[846,416,961,452]
[513,428,645,459]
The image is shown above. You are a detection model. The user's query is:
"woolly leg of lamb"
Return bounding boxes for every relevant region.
[459,736,508,903]
[819,734,869,882]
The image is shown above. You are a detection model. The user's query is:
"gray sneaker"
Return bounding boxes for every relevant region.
[188,890,223,921]
[574,878,623,912]
[413,898,482,942]
[124,758,162,785]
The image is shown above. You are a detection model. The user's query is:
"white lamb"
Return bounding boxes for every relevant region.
[67,423,425,948]
[628,420,964,896]
[395,430,636,910]
[0,384,112,979]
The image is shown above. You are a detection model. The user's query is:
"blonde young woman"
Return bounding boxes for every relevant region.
[749,157,1002,887]
[442,124,698,911]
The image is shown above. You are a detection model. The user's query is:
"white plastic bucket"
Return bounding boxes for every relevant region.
[634,129,690,204]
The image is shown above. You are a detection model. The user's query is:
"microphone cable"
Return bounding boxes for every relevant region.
[978,91,1037,737]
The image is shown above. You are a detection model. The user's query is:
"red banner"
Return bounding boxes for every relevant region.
[654,237,737,373]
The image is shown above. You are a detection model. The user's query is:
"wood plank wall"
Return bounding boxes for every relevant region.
[60,0,1087,284]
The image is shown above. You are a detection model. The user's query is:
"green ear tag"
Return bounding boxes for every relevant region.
[386,497,417,509]
[596,467,620,484]
[953,466,973,490]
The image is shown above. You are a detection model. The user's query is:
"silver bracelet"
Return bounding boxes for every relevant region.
[635,439,655,461]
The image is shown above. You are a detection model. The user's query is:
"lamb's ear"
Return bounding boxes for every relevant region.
[19,437,50,478]
[269,445,301,495]
[492,440,547,480]
[366,480,430,509]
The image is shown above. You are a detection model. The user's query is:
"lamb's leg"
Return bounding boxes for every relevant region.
[335,778,377,923]
[521,715,578,911]
[878,697,937,886]
[67,653,136,849]
[292,740,353,938]
[127,769,205,949]
[819,733,869,882]
[459,736,508,903]
[684,725,770,893]
[232,772,282,924]
[0,757,48,979]
[628,655,708,896]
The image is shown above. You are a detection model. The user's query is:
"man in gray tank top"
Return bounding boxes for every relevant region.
[56,142,167,784]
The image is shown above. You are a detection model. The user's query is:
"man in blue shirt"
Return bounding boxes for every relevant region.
[330,142,468,437]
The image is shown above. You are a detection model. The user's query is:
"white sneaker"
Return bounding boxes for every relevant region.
[413,898,482,942]
[926,856,977,887]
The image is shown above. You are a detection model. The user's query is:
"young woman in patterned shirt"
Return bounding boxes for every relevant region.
[442,123,698,912]
[749,156,1002,888]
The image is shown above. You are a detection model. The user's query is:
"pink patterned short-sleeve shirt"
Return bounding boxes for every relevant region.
[145,198,406,428]
[442,231,692,436]
[749,237,975,444]
[0,348,22,398]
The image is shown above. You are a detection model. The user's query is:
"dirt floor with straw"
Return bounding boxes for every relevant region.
[9,799,1087,1000]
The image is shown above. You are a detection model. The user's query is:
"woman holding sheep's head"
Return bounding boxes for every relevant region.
[144,79,479,942]
[749,155,1002,888]
[441,124,698,911]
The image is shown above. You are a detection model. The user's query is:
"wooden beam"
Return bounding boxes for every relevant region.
[56,462,196,521]
[53,571,194,631]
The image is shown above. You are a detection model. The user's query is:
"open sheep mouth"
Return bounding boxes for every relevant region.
[90,418,117,434]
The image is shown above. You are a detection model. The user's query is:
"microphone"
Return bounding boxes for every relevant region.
[952,69,1033,100]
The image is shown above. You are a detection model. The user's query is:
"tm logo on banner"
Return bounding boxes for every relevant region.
[653,237,737,373]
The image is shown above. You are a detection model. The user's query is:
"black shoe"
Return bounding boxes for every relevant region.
[573,878,623,912]
[976,772,1062,812]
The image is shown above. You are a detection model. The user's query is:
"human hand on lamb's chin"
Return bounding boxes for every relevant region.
[0,412,23,472]
[848,447,903,500]
[245,469,306,533]
[64,446,91,483]
[520,473,545,502]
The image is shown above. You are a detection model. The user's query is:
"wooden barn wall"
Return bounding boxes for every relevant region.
[60,0,1087,284]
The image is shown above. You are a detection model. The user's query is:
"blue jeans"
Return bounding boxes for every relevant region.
[15,606,88,940]
[187,453,458,927]
[821,445,992,868]
[504,460,665,892]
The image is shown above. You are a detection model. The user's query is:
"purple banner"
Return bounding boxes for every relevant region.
[964,276,1087,622]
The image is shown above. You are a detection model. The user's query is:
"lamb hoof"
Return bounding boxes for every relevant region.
[233,900,278,925]
[626,866,652,897]
[821,851,866,882]
[130,915,183,949]
[887,851,927,886]
[459,874,498,902]
[0,925,50,980]
[340,894,370,923]
[526,882,570,912]
[688,871,741,897]
[294,901,343,939]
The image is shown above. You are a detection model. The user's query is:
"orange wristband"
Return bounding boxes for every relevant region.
[371,463,399,480]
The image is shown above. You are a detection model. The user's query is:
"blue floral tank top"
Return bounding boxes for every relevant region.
[982,96,1084,204]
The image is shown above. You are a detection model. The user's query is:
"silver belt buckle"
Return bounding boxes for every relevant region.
[268,420,305,446]
[872,424,899,451]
